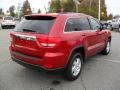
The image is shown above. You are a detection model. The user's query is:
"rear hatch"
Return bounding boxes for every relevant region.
[10,15,56,58]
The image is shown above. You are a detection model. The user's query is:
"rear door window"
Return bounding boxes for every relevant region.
[14,16,55,34]
[65,18,78,32]
[77,17,91,30]
[65,17,91,32]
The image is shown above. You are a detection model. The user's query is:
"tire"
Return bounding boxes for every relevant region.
[101,40,111,55]
[118,25,120,32]
[118,28,120,32]
[111,27,113,31]
[1,25,4,29]
[65,53,83,81]
[110,25,113,31]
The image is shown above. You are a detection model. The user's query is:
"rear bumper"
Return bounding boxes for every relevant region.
[12,57,64,72]
[10,49,66,70]
[1,25,15,27]
[1,22,16,26]
[12,57,45,70]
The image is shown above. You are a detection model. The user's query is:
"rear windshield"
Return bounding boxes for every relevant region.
[4,16,13,20]
[14,18,55,34]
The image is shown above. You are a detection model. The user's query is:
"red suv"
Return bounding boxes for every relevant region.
[10,13,111,80]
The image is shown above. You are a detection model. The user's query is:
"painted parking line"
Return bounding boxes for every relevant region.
[94,58,120,64]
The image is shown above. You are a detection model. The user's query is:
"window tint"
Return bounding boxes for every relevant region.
[14,19,55,34]
[4,16,13,20]
[65,18,78,32]
[77,18,91,30]
[65,17,90,32]
[89,18,101,30]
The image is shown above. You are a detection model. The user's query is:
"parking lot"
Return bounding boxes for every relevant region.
[0,28,120,90]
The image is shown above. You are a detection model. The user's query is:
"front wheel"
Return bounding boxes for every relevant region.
[65,53,83,81]
[101,40,111,55]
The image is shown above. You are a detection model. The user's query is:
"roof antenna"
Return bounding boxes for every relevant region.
[44,5,47,14]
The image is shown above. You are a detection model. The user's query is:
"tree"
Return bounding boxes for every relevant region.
[78,0,98,18]
[38,9,41,13]
[78,0,84,2]
[21,0,32,16]
[78,0,107,20]
[9,5,15,17]
[63,0,76,12]
[0,8,3,15]
[107,14,113,20]
[49,0,61,13]
[48,0,107,20]
[100,0,107,20]
[0,8,4,19]
[114,15,120,19]
[49,0,77,12]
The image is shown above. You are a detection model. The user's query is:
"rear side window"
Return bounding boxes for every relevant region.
[14,16,55,34]
[65,17,91,32]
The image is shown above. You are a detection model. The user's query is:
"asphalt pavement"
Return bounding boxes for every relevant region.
[0,29,120,90]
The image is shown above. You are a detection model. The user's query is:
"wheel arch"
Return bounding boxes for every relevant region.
[65,46,86,69]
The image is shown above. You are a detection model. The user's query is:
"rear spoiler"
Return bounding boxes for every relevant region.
[25,15,56,20]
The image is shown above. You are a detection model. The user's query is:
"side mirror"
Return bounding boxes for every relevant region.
[100,24,104,30]
[97,24,103,31]
[100,21,108,30]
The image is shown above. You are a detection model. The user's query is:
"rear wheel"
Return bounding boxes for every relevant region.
[118,25,120,32]
[101,40,111,55]
[111,25,113,31]
[65,53,83,81]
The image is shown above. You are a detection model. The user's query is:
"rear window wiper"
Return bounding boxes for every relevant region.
[23,29,36,32]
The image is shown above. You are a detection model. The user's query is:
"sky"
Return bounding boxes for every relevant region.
[105,0,120,15]
[0,0,120,15]
[0,0,50,13]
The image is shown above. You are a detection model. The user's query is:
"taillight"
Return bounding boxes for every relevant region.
[47,38,61,47]
[36,36,48,47]
[36,37,61,47]
[14,34,36,41]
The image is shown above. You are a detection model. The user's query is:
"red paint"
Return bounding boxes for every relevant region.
[9,13,111,70]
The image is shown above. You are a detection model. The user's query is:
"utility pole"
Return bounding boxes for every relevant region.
[74,0,80,13]
[75,2,78,13]
[89,0,91,13]
[17,3,21,19]
[44,5,47,14]
[98,0,101,20]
